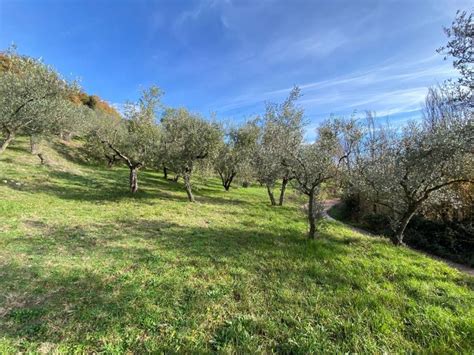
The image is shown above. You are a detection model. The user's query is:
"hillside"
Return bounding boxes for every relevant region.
[0,52,120,118]
[0,138,473,353]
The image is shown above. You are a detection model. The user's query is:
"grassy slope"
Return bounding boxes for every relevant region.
[0,139,473,353]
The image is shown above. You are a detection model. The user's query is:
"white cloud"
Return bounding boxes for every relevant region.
[211,54,454,119]
[173,0,223,29]
[262,30,348,64]
[268,56,455,97]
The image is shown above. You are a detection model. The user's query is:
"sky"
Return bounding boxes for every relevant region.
[0,0,470,138]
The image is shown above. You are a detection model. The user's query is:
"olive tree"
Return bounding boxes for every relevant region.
[87,87,161,193]
[287,120,357,239]
[57,98,97,142]
[437,9,473,108]
[215,121,260,191]
[84,111,123,166]
[354,95,472,245]
[27,99,93,163]
[160,108,222,202]
[255,87,304,205]
[0,49,77,154]
[330,114,363,188]
[345,112,389,216]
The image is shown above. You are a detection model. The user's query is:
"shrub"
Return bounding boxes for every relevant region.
[361,213,392,236]
[404,216,474,266]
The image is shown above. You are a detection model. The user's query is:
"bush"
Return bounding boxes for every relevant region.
[361,213,392,236]
[330,201,474,266]
[333,193,361,221]
[404,216,474,266]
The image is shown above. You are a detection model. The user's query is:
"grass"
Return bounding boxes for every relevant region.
[0,138,473,353]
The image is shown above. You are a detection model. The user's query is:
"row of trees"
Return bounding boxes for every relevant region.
[82,84,312,208]
[0,11,471,243]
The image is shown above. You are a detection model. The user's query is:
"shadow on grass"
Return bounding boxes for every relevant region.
[2,216,473,352]
[1,138,258,207]
[0,167,253,206]
[0,218,355,346]
[49,140,91,166]
[4,143,30,154]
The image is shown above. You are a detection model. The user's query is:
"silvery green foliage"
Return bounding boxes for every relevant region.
[160,107,222,201]
[26,98,93,139]
[118,86,162,166]
[419,186,465,218]
[288,119,355,238]
[254,87,304,204]
[85,86,161,192]
[0,49,78,152]
[327,115,363,188]
[56,100,96,140]
[423,86,472,130]
[437,10,473,108]
[215,120,260,190]
[84,110,124,165]
[160,108,222,175]
[354,98,473,244]
[290,118,361,194]
[290,124,339,195]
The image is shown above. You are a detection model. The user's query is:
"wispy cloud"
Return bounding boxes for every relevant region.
[173,0,224,30]
[268,55,454,96]
[255,30,348,65]
[210,53,455,124]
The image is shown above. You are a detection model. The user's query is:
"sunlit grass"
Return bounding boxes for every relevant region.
[0,138,473,353]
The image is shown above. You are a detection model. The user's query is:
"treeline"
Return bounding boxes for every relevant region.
[0,11,472,247]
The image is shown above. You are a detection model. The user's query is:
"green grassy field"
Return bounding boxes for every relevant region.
[0,139,473,353]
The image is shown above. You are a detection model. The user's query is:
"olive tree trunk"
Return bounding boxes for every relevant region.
[30,135,46,164]
[64,132,73,141]
[219,171,236,191]
[183,173,195,202]
[102,140,142,194]
[30,135,40,154]
[223,180,232,191]
[278,177,289,206]
[266,184,276,206]
[163,165,168,179]
[390,179,468,246]
[307,188,318,239]
[60,131,74,141]
[392,209,417,246]
[129,166,139,193]
[0,130,15,155]
[105,154,117,168]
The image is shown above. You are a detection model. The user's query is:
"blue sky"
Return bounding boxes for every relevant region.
[0,0,470,136]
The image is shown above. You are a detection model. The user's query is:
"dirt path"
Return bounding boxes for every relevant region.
[322,199,474,277]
